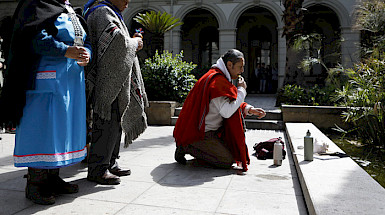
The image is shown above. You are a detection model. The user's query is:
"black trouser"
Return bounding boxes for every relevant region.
[88,99,122,177]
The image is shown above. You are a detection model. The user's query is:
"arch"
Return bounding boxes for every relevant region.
[235,6,279,93]
[174,3,226,29]
[303,0,351,27]
[180,8,220,74]
[302,4,342,79]
[228,0,283,29]
[123,6,166,27]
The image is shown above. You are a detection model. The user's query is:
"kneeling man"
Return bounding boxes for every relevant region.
[173,49,266,172]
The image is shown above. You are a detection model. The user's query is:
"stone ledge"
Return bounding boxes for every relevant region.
[286,123,385,215]
[282,105,349,129]
[244,119,283,130]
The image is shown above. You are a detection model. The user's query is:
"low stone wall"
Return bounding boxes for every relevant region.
[281,104,350,130]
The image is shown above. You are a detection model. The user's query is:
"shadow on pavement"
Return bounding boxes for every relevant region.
[151,161,236,187]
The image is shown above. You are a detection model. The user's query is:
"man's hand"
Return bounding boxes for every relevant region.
[135,37,143,51]
[238,76,247,90]
[65,46,90,66]
[249,108,266,119]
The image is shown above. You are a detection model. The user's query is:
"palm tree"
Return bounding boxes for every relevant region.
[134,11,183,56]
[282,0,305,85]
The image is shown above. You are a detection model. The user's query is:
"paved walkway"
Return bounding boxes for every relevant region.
[0,95,307,215]
[245,94,280,111]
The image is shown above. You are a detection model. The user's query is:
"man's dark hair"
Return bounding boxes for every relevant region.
[222,49,244,66]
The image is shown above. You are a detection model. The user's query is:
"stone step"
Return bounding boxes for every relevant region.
[244,119,284,130]
[173,108,283,129]
[174,107,182,116]
[172,117,283,130]
[175,107,282,120]
[171,116,178,126]
[245,109,282,120]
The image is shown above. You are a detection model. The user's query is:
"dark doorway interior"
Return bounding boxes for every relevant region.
[181,9,219,79]
[236,6,278,94]
[248,26,273,93]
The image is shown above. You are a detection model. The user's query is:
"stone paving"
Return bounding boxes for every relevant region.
[245,94,280,111]
[0,95,307,215]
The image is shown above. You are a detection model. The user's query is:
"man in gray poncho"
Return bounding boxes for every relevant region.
[84,0,148,185]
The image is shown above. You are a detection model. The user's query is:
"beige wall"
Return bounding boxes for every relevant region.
[0,0,361,92]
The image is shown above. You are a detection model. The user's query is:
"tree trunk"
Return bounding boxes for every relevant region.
[149,35,164,57]
[282,0,305,86]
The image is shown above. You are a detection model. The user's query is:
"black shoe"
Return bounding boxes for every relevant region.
[87,170,121,185]
[26,182,56,205]
[175,146,186,165]
[25,169,55,205]
[49,175,79,194]
[109,166,131,177]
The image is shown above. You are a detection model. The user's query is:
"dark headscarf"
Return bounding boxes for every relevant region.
[0,0,66,125]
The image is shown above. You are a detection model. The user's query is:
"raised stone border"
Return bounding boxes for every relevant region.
[286,123,385,215]
[282,105,349,129]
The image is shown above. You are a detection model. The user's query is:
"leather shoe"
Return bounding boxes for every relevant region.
[175,146,186,165]
[109,166,131,177]
[87,170,121,185]
[49,175,79,194]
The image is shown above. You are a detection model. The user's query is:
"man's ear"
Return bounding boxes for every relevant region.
[226,61,233,70]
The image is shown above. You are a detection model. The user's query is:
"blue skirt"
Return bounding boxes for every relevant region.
[13,13,87,168]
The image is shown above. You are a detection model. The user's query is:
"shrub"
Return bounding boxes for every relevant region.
[142,50,197,103]
[334,58,385,150]
[277,84,307,105]
[276,84,336,106]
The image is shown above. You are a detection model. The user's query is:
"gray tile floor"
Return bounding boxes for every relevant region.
[245,94,280,111]
[0,126,307,215]
[0,95,307,215]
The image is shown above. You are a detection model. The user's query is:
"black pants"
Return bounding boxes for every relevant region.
[88,100,122,177]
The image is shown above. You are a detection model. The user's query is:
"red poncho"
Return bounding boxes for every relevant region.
[173,68,250,171]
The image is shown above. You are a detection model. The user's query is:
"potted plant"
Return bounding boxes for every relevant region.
[142,50,196,125]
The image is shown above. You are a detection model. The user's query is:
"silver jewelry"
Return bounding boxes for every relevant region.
[65,5,84,47]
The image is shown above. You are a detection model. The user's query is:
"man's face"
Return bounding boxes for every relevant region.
[114,0,130,12]
[227,58,245,80]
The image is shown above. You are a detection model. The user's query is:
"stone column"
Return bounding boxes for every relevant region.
[219,28,237,55]
[164,31,171,53]
[171,28,182,54]
[341,26,360,68]
[277,27,286,89]
[164,28,181,54]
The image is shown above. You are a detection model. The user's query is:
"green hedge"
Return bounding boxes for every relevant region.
[142,50,196,103]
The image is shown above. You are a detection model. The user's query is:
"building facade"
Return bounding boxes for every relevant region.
[0,0,361,93]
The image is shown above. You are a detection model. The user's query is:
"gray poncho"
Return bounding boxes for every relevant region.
[86,6,148,147]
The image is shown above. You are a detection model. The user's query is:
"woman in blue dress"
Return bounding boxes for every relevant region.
[0,0,91,205]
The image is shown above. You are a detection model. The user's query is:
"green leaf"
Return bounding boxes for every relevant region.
[134,11,183,35]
